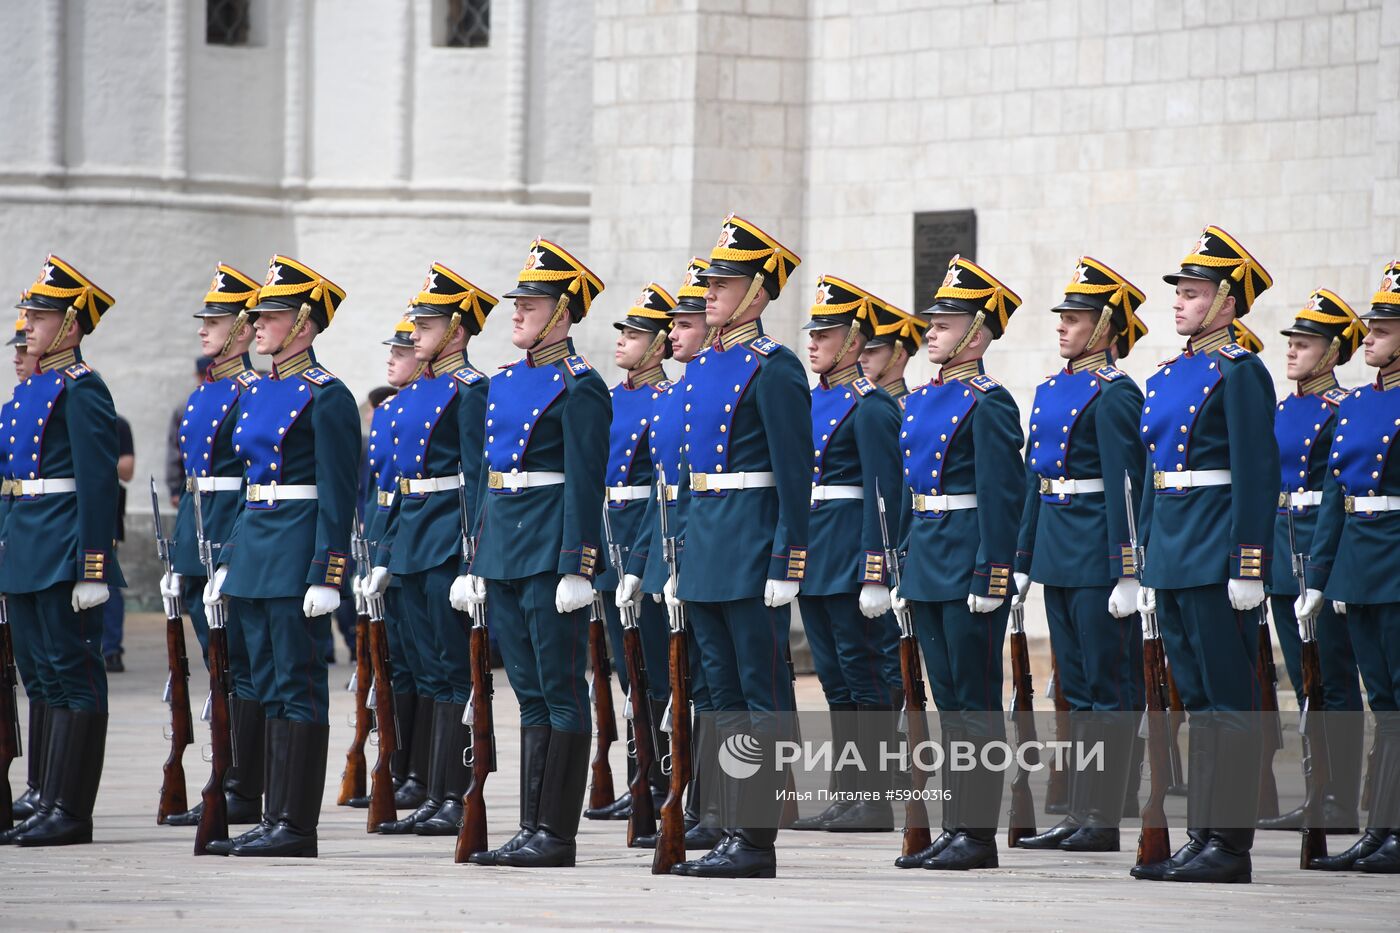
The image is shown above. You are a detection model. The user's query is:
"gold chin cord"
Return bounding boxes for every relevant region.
[639,328,669,370]
[946,310,986,361]
[428,311,464,363]
[1307,336,1341,378]
[273,302,313,356]
[42,308,78,357]
[721,271,767,333]
[217,310,250,359]
[1081,305,1115,359]
[874,342,905,383]
[1194,279,1232,339]
[531,294,572,349]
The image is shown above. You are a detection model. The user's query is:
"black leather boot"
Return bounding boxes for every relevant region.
[207,717,283,855]
[686,724,783,879]
[1162,717,1256,884]
[1355,833,1400,873]
[791,703,857,830]
[673,715,743,876]
[894,723,958,868]
[416,701,470,835]
[1132,718,1212,880]
[827,704,895,832]
[231,720,327,858]
[1020,717,1090,849]
[1163,827,1252,883]
[469,724,550,865]
[1257,794,1359,833]
[2,703,66,844]
[12,700,49,821]
[1325,704,1365,832]
[16,708,107,847]
[1063,714,1131,852]
[378,697,446,834]
[924,729,1001,870]
[686,827,777,878]
[1352,735,1400,873]
[497,730,590,867]
[393,694,432,809]
[1309,828,1388,870]
[224,697,266,824]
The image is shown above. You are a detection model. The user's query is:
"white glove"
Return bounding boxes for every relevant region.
[71,581,110,612]
[1011,572,1031,608]
[1333,600,1347,615]
[1227,577,1266,612]
[367,566,391,596]
[302,585,340,618]
[663,574,681,610]
[616,574,643,610]
[1294,588,1324,624]
[1108,577,1140,619]
[763,579,799,608]
[858,583,891,619]
[890,587,908,615]
[351,574,364,601]
[967,593,1003,614]
[203,566,228,609]
[555,574,593,614]
[450,574,486,611]
[1136,584,1157,615]
[160,570,182,600]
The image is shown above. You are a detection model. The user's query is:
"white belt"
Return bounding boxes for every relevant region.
[1153,469,1231,490]
[811,485,864,503]
[246,483,318,503]
[401,475,463,495]
[191,476,242,493]
[690,470,774,492]
[1280,490,1324,508]
[488,470,565,491]
[1345,495,1400,514]
[1039,477,1104,496]
[606,486,649,503]
[911,492,977,513]
[14,478,76,496]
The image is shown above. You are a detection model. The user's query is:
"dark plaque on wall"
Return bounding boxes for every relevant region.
[912,210,976,310]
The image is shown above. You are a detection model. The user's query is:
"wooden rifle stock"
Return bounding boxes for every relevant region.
[1298,635,1331,868]
[366,618,398,831]
[158,613,194,824]
[652,628,691,874]
[1006,619,1038,847]
[194,626,232,854]
[588,611,618,810]
[455,617,496,862]
[621,626,658,845]
[898,633,933,856]
[1256,613,1282,820]
[338,617,371,806]
[1136,634,1173,867]
[0,615,19,831]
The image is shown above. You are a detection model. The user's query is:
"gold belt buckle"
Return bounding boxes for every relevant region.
[488,471,504,490]
[1344,495,1355,514]
[186,476,197,493]
[1038,477,1052,495]
[399,477,412,495]
[691,472,709,493]
[912,493,926,512]
[246,483,261,501]
[1278,492,1288,508]
[1152,471,1166,490]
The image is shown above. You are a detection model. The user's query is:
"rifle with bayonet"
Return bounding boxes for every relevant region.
[456,467,497,862]
[153,477,193,825]
[0,548,18,831]
[191,485,232,854]
[1007,596,1038,847]
[876,481,933,857]
[652,467,692,875]
[1290,507,1331,867]
[588,569,620,813]
[603,506,658,846]
[355,533,398,832]
[1125,471,1172,866]
[337,535,372,808]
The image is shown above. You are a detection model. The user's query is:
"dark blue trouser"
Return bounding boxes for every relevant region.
[910,597,1008,721]
[798,592,901,708]
[601,594,671,704]
[100,582,125,657]
[399,560,471,703]
[383,588,419,695]
[1269,594,1363,713]
[231,595,331,724]
[7,590,48,705]
[181,574,256,699]
[486,572,590,732]
[1347,603,1400,736]
[688,597,793,714]
[1043,584,1142,713]
[1156,584,1260,716]
[7,584,106,712]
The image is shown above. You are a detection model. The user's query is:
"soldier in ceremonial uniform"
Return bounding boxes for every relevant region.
[160,264,267,830]
[354,318,426,814]
[618,257,725,851]
[1257,290,1367,834]
[1130,226,1279,884]
[790,275,901,834]
[0,256,122,847]
[3,313,45,825]
[1298,260,1400,873]
[370,264,497,837]
[667,215,810,880]
[859,300,928,406]
[888,255,1024,871]
[202,256,359,858]
[585,283,677,822]
[454,239,609,868]
[1012,257,1149,853]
